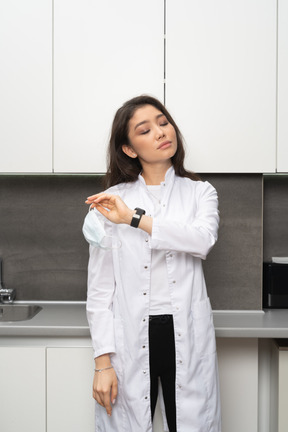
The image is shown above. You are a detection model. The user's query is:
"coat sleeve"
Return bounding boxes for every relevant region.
[86,221,116,359]
[149,181,219,260]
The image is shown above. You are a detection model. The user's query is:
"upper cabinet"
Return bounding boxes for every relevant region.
[53,0,164,173]
[166,0,277,173]
[0,0,52,173]
[1,1,287,174]
[277,0,288,172]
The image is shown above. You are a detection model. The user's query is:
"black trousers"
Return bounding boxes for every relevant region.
[149,315,177,432]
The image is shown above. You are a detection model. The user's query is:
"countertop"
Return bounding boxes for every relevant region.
[1,301,288,338]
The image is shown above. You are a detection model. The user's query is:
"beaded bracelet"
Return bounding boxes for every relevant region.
[94,366,114,373]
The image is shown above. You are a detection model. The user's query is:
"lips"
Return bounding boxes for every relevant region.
[157,141,171,150]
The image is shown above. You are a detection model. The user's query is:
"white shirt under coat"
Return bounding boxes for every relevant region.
[86,166,221,432]
[147,184,172,315]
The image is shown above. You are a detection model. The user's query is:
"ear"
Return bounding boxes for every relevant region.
[122,144,138,159]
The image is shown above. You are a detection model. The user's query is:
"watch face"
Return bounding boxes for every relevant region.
[134,207,146,215]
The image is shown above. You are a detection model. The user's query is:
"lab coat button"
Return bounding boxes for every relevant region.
[145,238,148,242]
[143,292,147,296]
[144,266,148,269]
[173,280,176,284]
[143,370,146,374]
[142,345,146,348]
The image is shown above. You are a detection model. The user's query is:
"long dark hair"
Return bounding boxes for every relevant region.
[103,95,200,189]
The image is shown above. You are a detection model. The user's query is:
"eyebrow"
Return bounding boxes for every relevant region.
[134,113,165,131]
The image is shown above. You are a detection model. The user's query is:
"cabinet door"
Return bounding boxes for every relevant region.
[47,347,95,432]
[54,0,164,173]
[277,0,288,172]
[278,347,288,432]
[0,347,46,432]
[166,0,276,173]
[0,0,52,173]
[278,349,288,432]
[216,338,258,432]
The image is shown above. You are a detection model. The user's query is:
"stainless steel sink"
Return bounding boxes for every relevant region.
[0,304,42,322]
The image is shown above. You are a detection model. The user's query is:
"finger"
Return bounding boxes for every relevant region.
[86,192,105,201]
[94,391,104,407]
[85,197,98,204]
[87,193,113,202]
[95,200,113,208]
[102,391,112,416]
[111,379,118,405]
[94,204,110,218]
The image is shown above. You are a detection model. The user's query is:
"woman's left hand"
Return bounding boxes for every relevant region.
[86,193,134,225]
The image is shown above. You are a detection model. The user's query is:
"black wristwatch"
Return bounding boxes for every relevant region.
[130,207,146,228]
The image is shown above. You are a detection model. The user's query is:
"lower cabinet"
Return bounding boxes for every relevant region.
[0,338,276,432]
[270,340,288,432]
[217,338,259,432]
[47,347,94,432]
[0,344,94,432]
[0,347,46,432]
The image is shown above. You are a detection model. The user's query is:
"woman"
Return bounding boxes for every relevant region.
[85,95,221,432]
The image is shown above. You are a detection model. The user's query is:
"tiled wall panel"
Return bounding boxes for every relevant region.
[202,175,263,310]
[0,174,263,309]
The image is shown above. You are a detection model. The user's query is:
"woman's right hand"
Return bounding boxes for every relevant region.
[86,193,134,225]
[93,357,118,416]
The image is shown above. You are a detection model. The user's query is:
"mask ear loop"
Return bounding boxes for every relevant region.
[88,206,122,250]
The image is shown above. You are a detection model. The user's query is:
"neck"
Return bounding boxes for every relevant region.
[141,162,172,185]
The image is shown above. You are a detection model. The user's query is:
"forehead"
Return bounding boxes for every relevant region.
[130,104,163,124]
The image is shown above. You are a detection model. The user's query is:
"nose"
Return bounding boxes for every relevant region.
[155,125,165,140]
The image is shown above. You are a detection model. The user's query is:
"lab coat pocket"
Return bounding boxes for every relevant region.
[192,297,216,356]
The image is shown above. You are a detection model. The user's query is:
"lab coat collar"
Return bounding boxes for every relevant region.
[138,165,175,186]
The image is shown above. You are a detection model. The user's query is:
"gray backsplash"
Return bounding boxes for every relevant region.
[202,174,263,310]
[0,174,267,309]
[0,175,103,301]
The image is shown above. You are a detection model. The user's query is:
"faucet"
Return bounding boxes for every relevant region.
[0,258,16,304]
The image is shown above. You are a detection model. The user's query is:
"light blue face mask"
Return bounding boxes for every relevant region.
[82,208,121,249]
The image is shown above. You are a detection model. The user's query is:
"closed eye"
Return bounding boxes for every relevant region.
[140,129,150,135]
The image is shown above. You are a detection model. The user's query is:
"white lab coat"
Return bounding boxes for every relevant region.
[86,167,221,432]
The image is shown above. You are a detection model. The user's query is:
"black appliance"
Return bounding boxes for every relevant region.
[263,262,288,308]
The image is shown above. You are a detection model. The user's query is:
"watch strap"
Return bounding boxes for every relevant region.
[130,207,146,228]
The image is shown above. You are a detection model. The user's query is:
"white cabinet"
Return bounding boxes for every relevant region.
[216,338,259,432]
[0,337,270,432]
[0,344,94,432]
[277,346,288,431]
[0,1,284,174]
[270,340,288,432]
[53,0,164,173]
[0,347,46,432]
[0,0,52,173]
[47,347,95,432]
[166,0,277,173]
[277,0,288,172]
